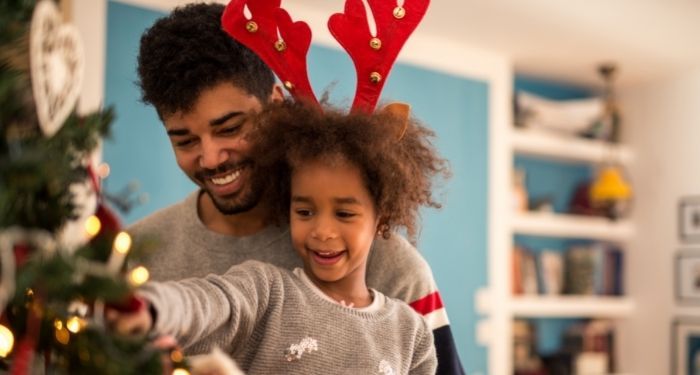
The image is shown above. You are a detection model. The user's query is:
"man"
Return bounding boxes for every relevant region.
[129,3,465,374]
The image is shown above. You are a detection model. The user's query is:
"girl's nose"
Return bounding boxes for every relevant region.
[311,217,338,241]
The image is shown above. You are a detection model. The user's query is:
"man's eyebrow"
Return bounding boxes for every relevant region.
[167,128,189,137]
[210,111,245,126]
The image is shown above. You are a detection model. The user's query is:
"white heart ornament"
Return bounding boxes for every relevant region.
[30,0,85,137]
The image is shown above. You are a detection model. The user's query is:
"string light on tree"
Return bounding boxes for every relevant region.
[128,266,150,286]
[66,316,85,334]
[84,215,102,238]
[107,231,132,274]
[0,324,14,357]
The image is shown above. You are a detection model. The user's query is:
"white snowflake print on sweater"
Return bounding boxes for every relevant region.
[378,360,395,375]
[284,336,319,362]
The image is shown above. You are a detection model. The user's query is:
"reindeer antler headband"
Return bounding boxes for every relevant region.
[221,0,430,113]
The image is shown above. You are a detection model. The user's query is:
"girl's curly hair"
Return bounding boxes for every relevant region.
[250,100,450,243]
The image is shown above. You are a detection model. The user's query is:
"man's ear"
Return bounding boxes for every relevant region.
[270,84,285,102]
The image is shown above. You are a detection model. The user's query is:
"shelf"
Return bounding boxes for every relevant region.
[512,128,634,165]
[512,212,634,242]
[510,295,635,318]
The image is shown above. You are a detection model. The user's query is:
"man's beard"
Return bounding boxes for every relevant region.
[195,161,265,215]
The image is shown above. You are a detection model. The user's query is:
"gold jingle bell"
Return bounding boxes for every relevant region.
[245,21,258,33]
[393,6,406,19]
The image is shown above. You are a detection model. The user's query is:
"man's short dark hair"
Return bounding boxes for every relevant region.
[137,3,276,117]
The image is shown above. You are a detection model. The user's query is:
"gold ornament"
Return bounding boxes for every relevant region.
[369,37,382,50]
[370,72,382,83]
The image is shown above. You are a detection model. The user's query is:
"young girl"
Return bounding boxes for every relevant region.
[114,100,449,374]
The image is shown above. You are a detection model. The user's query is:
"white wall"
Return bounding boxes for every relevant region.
[618,68,700,374]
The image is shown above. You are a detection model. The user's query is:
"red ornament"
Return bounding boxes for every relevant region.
[105,294,145,314]
[92,202,122,241]
[9,338,36,375]
[12,244,31,268]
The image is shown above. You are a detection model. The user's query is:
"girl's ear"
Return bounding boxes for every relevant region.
[376,221,390,239]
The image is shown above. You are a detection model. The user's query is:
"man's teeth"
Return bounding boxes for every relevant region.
[211,170,241,185]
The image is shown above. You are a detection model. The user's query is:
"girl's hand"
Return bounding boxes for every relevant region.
[105,296,153,337]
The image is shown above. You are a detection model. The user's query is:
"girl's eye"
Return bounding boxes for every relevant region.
[294,209,313,217]
[336,211,356,219]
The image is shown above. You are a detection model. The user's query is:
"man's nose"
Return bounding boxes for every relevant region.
[198,139,229,169]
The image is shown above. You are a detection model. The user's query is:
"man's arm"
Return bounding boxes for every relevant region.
[367,235,466,375]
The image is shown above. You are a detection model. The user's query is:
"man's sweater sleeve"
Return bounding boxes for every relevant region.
[367,235,466,375]
[138,260,273,349]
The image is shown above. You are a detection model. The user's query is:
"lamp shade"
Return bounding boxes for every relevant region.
[590,166,632,202]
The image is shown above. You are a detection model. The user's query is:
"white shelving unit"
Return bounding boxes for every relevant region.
[510,295,636,318]
[481,124,636,375]
[512,212,635,242]
[512,128,634,164]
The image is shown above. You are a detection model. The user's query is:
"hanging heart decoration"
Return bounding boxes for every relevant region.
[29,0,85,137]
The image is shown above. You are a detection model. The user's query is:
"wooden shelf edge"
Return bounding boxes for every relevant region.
[512,212,634,242]
[510,295,635,318]
[512,127,634,164]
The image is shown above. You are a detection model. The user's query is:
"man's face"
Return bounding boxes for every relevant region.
[163,82,270,215]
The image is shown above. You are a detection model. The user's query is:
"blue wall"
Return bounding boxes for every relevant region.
[105,2,489,372]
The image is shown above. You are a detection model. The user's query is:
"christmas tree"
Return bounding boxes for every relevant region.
[0,1,187,373]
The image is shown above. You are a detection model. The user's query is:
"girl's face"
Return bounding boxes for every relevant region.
[290,158,379,287]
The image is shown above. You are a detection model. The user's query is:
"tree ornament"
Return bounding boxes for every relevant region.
[30,0,85,137]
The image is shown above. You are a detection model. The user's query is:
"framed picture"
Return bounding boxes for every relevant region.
[680,197,700,243]
[672,318,700,375]
[676,251,700,304]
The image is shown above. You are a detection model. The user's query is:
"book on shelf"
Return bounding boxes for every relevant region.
[512,243,624,297]
[565,244,624,296]
[513,245,540,295]
[515,319,616,375]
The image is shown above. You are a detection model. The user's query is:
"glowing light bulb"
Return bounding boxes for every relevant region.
[66,316,84,333]
[85,215,102,237]
[97,163,111,178]
[128,266,150,286]
[0,324,14,357]
[170,349,184,363]
[172,369,190,375]
[54,319,63,331]
[113,232,132,254]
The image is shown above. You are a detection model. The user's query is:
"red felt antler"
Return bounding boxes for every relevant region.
[222,0,319,106]
[329,0,430,113]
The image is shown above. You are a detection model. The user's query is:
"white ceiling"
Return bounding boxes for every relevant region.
[287,0,700,88]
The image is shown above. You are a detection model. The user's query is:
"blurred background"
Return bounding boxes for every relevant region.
[66,1,700,373]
